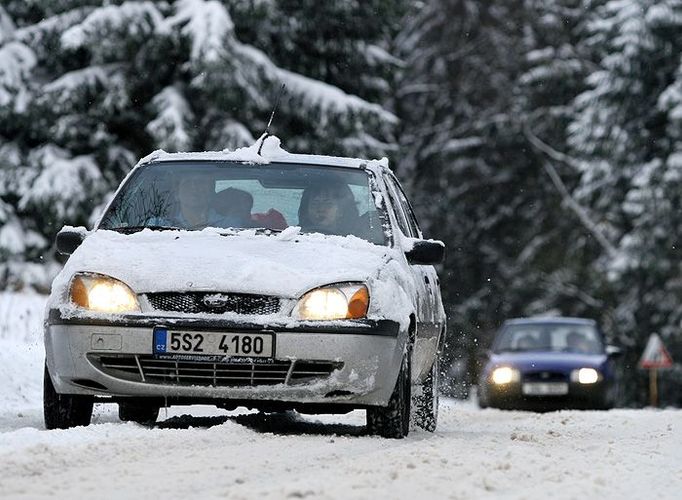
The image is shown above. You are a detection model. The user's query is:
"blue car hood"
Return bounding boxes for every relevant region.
[488,352,607,373]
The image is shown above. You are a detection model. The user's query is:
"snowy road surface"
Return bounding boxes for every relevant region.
[1,292,681,499]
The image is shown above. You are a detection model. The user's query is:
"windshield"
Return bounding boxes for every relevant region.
[493,323,604,354]
[99,161,387,245]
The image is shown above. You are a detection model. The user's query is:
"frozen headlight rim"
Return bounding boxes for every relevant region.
[69,273,140,313]
[296,283,369,321]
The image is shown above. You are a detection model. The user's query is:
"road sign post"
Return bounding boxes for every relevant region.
[638,333,673,408]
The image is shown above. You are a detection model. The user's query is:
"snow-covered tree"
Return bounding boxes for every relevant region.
[395,0,598,388]
[0,0,403,289]
[568,0,682,405]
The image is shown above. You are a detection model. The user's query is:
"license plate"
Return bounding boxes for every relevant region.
[522,382,569,396]
[153,328,274,358]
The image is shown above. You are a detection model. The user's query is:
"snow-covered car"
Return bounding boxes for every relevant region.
[477,317,621,411]
[43,138,446,438]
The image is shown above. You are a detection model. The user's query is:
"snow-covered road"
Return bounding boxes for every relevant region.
[1,292,681,499]
[1,400,680,499]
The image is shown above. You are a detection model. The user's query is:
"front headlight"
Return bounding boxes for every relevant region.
[491,366,520,385]
[570,368,600,384]
[69,273,140,313]
[295,283,369,320]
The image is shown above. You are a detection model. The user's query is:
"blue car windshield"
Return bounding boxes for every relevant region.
[494,324,604,354]
[98,161,388,245]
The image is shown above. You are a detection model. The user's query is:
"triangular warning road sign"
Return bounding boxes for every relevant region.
[639,333,673,369]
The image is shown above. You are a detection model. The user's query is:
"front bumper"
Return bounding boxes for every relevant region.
[45,311,404,408]
[482,380,610,410]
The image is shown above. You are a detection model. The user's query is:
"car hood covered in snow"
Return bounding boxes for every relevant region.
[52,227,395,300]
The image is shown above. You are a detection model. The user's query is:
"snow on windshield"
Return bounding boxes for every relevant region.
[98,161,387,245]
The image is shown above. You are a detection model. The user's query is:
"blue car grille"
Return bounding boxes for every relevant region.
[523,371,567,383]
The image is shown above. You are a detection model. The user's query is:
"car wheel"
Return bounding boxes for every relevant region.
[118,401,160,425]
[43,363,94,430]
[413,358,439,432]
[366,346,411,439]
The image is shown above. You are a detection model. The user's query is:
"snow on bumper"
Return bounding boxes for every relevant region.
[45,314,404,407]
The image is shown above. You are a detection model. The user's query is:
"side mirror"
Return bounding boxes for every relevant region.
[405,239,445,265]
[56,227,87,255]
[606,345,623,358]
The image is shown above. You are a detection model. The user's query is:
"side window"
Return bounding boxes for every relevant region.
[390,176,422,238]
[382,175,413,237]
[385,175,421,238]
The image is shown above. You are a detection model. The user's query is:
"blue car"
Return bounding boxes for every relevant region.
[477,318,621,410]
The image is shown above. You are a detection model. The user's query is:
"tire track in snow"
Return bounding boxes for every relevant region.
[0,402,680,499]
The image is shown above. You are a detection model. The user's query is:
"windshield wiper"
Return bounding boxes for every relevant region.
[211,227,285,236]
[109,225,181,234]
[111,225,286,235]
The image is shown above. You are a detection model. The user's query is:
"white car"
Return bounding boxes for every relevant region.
[44,138,446,438]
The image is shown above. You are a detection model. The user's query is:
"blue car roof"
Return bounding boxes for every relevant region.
[502,317,597,326]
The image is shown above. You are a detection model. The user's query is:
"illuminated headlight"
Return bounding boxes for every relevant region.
[571,368,600,384]
[491,366,520,385]
[69,273,140,313]
[295,284,369,320]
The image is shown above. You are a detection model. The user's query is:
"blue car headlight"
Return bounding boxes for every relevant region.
[570,368,601,384]
[491,366,521,385]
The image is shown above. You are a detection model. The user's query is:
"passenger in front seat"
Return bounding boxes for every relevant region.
[298,181,360,237]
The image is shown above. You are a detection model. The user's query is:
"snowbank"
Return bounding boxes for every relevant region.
[0,291,46,419]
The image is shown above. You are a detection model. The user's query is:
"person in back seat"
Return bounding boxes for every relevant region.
[213,188,288,230]
[213,188,255,228]
[252,208,288,230]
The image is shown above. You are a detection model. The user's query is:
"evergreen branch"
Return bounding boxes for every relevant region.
[523,125,618,258]
[523,123,582,170]
[539,272,604,309]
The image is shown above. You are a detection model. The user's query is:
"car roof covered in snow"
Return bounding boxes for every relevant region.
[137,136,390,171]
[502,317,597,326]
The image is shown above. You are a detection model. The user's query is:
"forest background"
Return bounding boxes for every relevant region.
[1,0,681,406]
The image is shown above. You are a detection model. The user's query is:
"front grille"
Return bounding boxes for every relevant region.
[523,371,567,383]
[91,354,342,387]
[146,292,280,315]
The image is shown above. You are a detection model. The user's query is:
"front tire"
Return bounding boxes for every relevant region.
[43,364,94,430]
[367,348,411,439]
[413,358,439,432]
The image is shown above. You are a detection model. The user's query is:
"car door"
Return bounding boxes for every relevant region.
[382,174,438,378]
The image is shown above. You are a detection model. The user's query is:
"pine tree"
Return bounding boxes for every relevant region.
[395,0,598,390]
[0,0,403,289]
[569,0,682,405]
[515,0,610,325]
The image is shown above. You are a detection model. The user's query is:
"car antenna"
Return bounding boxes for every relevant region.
[258,83,286,155]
